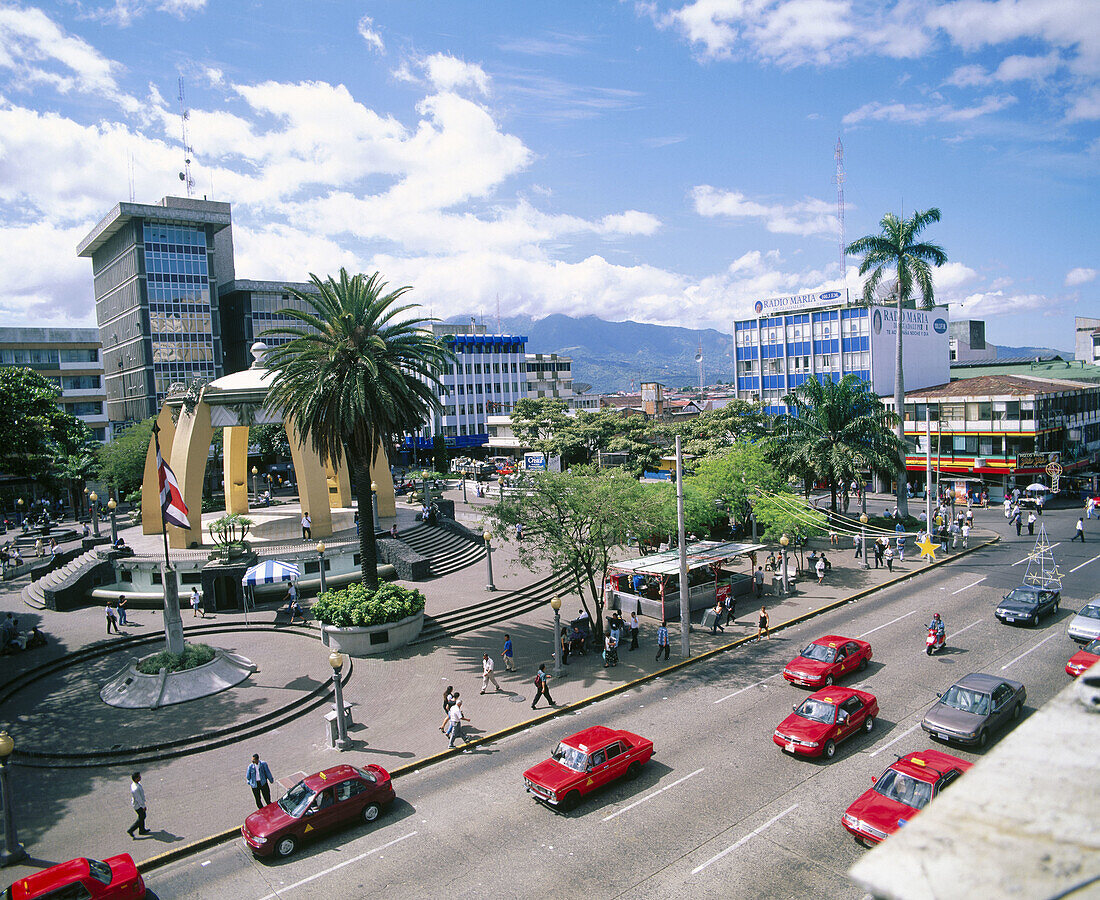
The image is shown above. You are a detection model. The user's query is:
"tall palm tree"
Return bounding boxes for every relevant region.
[847,208,948,517]
[769,375,905,513]
[265,269,453,588]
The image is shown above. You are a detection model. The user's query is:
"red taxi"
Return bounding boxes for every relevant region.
[783,635,872,688]
[842,749,972,847]
[2,855,145,899]
[242,764,395,858]
[773,687,879,759]
[1066,638,1100,677]
[523,725,654,811]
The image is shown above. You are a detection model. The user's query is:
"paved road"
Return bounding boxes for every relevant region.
[143,507,1097,899]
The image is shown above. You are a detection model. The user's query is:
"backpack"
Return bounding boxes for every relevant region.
[533,671,543,686]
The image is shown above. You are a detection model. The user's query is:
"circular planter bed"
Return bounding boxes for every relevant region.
[100,647,256,709]
[321,611,424,657]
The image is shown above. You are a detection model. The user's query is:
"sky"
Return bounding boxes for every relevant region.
[0,0,1097,351]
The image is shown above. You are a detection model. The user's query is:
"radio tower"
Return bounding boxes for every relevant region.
[834,136,846,286]
[696,343,704,396]
[177,77,195,197]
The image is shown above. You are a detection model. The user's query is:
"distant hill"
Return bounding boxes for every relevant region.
[992,344,1074,359]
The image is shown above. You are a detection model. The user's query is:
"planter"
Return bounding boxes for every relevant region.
[100,649,256,709]
[321,611,424,657]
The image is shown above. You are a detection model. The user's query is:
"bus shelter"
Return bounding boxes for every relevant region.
[606,540,766,621]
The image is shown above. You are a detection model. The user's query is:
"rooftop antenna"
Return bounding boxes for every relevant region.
[127,152,135,202]
[834,136,846,287]
[177,76,196,198]
[695,343,704,395]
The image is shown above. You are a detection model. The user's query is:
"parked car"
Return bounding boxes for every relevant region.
[2,855,145,899]
[995,585,1060,627]
[920,673,1026,748]
[1067,598,1100,644]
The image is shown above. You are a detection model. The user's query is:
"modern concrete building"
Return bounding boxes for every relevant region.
[0,327,109,442]
[217,279,317,373]
[949,319,996,362]
[951,355,1100,386]
[1075,316,1100,365]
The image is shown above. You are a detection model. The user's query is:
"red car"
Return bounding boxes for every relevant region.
[242,764,395,858]
[1066,639,1100,677]
[842,749,972,846]
[783,635,872,688]
[523,725,654,811]
[3,855,145,899]
[773,687,879,759]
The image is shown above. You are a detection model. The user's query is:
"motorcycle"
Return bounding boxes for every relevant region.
[925,626,946,655]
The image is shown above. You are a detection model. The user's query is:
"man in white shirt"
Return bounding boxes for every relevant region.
[127,772,149,837]
[301,512,312,540]
[447,698,468,747]
[480,653,500,694]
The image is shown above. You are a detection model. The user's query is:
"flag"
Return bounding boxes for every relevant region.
[156,448,191,530]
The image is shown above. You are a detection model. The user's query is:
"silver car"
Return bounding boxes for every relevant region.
[1068,599,1100,644]
[920,673,1026,749]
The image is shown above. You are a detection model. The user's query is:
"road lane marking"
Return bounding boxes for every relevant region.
[714,673,780,704]
[1070,552,1100,573]
[1001,633,1059,670]
[691,804,799,875]
[869,723,921,758]
[602,767,705,822]
[1012,543,1060,565]
[255,831,417,900]
[952,619,983,638]
[859,609,918,638]
[952,578,986,595]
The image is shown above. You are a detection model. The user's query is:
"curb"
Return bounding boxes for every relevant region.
[136,534,999,874]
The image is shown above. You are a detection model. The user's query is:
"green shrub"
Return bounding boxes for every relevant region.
[312,582,426,628]
[137,643,216,674]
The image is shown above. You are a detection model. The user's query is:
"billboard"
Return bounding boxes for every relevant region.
[869,306,950,396]
[751,289,849,317]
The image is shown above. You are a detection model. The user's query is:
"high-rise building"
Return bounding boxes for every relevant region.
[217,279,317,374]
[949,319,996,362]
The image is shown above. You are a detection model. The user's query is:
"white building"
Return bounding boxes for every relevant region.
[1076,316,1100,365]
[950,319,997,362]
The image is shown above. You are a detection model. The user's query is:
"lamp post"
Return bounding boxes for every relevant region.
[89,491,100,537]
[107,498,118,545]
[462,471,468,504]
[550,594,562,677]
[860,513,869,570]
[252,466,259,502]
[780,534,790,595]
[15,498,22,529]
[0,731,27,867]
[484,531,496,592]
[316,541,328,596]
[327,652,351,751]
[370,481,380,531]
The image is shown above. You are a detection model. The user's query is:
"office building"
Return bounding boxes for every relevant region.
[217,279,317,373]
[949,319,996,362]
[1076,317,1100,365]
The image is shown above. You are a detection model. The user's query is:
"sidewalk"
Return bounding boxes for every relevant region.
[0,491,1001,882]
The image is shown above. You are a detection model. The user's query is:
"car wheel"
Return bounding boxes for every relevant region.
[561,791,581,812]
[977,729,989,749]
[361,802,380,824]
[823,740,836,759]
[275,835,298,858]
[1053,600,1059,614]
[858,658,868,672]
[825,674,835,686]
[863,716,875,733]
[1012,703,1022,721]
[1031,614,1039,627]
[626,761,642,781]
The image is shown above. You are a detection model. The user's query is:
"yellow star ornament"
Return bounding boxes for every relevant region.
[917,535,937,561]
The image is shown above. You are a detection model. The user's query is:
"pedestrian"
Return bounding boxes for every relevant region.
[753,567,764,598]
[301,511,312,540]
[559,628,570,666]
[961,522,971,548]
[531,664,554,709]
[245,754,275,810]
[1027,511,1036,535]
[442,685,455,716]
[896,534,906,561]
[480,653,500,693]
[189,586,203,618]
[446,697,468,747]
[711,599,725,634]
[390,523,398,539]
[628,612,639,650]
[757,606,770,640]
[116,595,129,626]
[939,525,950,552]
[829,530,838,547]
[815,556,826,584]
[126,772,149,838]
[723,591,736,625]
[656,620,670,661]
[884,544,894,572]
[105,601,121,635]
[1073,518,1086,543]
[872,539,883,568]
[515,522,523,541]
[354,510,360,536]
[853,534,862,559]
[502,634,515,671]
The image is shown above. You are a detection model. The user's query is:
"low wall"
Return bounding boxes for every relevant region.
[320,611,424,657]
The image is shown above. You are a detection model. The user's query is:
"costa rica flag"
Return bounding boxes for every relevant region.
[156,448,191,529]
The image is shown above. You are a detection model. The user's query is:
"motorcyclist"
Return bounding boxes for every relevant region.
[928,613,946,641]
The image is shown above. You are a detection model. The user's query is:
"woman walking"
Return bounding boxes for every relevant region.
[757,606,770,640]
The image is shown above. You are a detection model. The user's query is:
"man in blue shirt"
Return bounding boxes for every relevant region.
[656,621,670,662]
[501,634,515,671]
[246,753,275,810]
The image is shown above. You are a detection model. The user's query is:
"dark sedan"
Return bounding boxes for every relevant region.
[920,673,1026,749]
[995,585,1060,627]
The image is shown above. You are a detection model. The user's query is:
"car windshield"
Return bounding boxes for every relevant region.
[1078,605,1100,620]
[800,643,837,664]
[87,859,112,886]
[941,685,990,716]
[277,781,316,817]
[874,770,933,810]
[795,698,836,724]
[551,743,589,772]
[1086,640,1100,654]
[1004,589,1037,604]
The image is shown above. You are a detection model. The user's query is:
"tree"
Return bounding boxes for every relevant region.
[96,418,155,497]
[54,448,98,517]
[676,400,768,457]
[688,442,786,533]
[250,423,291,462]
[847,208,948,516]
[265,269,453,588]
[509,397,573,462]
[0,368,90,481]
[751,492,829,568]
[769,375,904,513]
[431,433,449,474]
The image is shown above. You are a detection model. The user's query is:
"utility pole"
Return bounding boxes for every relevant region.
[676,437,690,658]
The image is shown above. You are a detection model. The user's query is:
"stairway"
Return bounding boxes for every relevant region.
[21,548,105,610]
[397,524,486,577]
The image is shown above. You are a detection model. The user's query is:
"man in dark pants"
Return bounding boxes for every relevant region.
[127,772,149,838]
[724,593,736,627]
[531,664,555,709]
[246,753,275,810]
[656,621,670,661]
[753,567,764,599]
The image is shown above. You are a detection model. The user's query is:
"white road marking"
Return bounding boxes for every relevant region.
[691,804,799,875]
[1001,633,1059,670]
[1070,552,1100,573]
[255,831,418,900]
[602,767,705,822]
[1012,543,1060,566]
[952,578,986,595]
[952,619,983,638]
[869,723,921,758]
[859,609,918,638]
[714,673,780,704]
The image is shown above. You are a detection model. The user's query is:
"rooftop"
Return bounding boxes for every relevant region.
[77,196,232,258]
[902,374,1099,400]
[951,356,1100,384]
[0,327,101,345]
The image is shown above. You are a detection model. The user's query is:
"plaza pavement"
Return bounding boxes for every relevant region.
[0,488,1006,882]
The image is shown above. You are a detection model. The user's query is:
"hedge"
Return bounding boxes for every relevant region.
[137,643,216,674]
[312,582,426,628]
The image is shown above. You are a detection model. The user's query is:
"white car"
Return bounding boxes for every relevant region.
[1068,599,1100,644]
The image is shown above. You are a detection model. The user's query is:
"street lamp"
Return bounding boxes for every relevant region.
[484,530,496,592]
[860,513,869,570]
[0,731,27,867]
[780,534,790,595]
[370,481,380,531]
[107,498,118,545]
[252,466,259,502]
[327,651,351,751]
[550,594,562,677]
[316,541,327,596]
[15,498,22,529]
[89,491,100,537]
[462,469,468,503]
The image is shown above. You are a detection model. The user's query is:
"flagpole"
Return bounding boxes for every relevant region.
[151,421,172,571]
[152,420,186,654]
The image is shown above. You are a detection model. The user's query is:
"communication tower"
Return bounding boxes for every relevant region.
[696,343,704,395]
[834,137,846,284]
[177,77,196,197]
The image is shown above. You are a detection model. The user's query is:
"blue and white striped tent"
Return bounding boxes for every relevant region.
[241,559,300,586]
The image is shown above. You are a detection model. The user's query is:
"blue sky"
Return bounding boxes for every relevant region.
[0,0,1096,350]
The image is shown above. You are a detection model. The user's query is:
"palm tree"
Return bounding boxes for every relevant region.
[769,375,905,513]
[264,269,453,588]
[846,208,947,517]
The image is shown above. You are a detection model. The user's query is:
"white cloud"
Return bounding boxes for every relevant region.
[599,211,662,235]
[1065,266,1097,286]
[1066,85,1100,121]
[423,54,491,95]
[692,186,838,237]
[89,0,207,26]
[357,15,385,53]
[843,94,1017,125]
[948,290,1050,318]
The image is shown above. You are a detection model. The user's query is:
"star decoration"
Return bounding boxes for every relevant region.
[916,535,937,561]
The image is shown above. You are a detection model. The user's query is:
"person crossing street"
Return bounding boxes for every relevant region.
[480,653,500,693]
[531,664,555,709]
[1073,517,1086,543]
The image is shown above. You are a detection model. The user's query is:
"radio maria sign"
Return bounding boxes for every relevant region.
[752,289,849,316]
